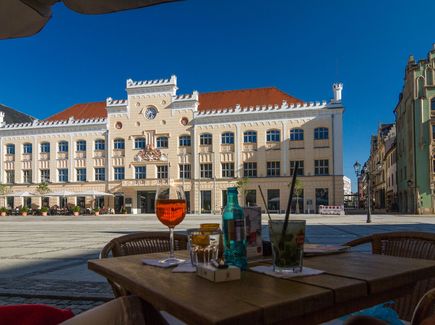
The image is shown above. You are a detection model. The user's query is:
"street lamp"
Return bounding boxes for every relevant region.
[353,161,362,208]
[353,160,371,223]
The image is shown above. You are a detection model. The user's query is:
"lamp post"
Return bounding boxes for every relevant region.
[354,160,371,223]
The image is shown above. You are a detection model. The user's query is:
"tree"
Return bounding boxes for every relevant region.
[0,184,10,196]
[36,182,51,195]
[288,179,304,213]
[236,177,249,206]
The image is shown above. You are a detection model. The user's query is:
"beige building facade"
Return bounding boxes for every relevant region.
[0,76,344,214]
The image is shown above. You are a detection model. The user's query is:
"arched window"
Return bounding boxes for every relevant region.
[179,135,191,147]
[40,142,50,153]
[431,98,435,113]
[113,138,125,150]
[417,77,425,98]
[134,137,146,149]
[427,68,434,86]
[156,136,168,148]
[76,140,86,151]
[290,128,304,141]
[266,129,281,142]
[200,133,212,145]
[314,127,329,140]
[243,131,257,143]
[58,141,68,152]
[23,143,32,154]
[95,139,105,151]
[221,132,234,144]
[6,144,15,155]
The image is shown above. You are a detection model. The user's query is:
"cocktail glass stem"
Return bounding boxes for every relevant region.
[169,227,175,259]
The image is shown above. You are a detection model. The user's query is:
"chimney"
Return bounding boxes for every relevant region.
[332,83,343,103]
[0,111,5,127]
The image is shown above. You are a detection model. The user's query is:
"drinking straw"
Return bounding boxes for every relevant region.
[280,161,299,249]
[257,185,272,223]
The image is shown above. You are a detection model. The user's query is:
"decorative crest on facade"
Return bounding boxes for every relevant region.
[134,144,168,162]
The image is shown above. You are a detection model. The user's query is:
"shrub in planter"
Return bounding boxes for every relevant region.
[0,207,7,217]
[72,206,80,216]
[93,207,100,216]
[20,207,29,216]
[40,207,48,216]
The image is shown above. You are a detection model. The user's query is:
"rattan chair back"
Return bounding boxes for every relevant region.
[345,232,435,321]
[100,231,188,297]
[411,288,435,325]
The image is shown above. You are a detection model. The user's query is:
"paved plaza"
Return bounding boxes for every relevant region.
[0,214,434,314]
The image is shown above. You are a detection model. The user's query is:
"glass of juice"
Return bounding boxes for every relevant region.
[155,183,187,265]
[268,220,305,273]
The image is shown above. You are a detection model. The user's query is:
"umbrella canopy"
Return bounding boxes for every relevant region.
[74,190,114,197]
[0,0,177,39]
[2,191,37,197]
[45,190,77,197]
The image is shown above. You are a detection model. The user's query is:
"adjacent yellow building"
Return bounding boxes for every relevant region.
[0,76,344,214]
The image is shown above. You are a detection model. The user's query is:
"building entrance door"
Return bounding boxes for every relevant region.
[137,191,156,213]
[114,194,124,214]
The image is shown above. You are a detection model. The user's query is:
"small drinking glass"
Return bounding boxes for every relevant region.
[155,184,187,265]
[269,220,306,273]
[187,228,221,266]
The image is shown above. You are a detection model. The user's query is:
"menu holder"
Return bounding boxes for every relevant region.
[196,264,241,282]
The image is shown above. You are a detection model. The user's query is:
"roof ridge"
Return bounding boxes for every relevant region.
[0,103,36,120]
[201,86,280,95]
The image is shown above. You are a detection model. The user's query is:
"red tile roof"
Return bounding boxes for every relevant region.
[45,87,302,121]
[198,87,302,111]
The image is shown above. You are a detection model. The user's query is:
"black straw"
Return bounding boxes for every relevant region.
[257,185,272,223]
[280,161,299,249]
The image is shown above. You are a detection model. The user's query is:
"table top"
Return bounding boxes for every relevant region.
[88,251,435,325]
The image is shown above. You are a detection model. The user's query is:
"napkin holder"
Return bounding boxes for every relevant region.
[196,264,241,282]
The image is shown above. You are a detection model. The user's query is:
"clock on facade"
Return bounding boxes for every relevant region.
[145,107,157,120]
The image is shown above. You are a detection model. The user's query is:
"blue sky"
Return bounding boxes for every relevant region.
[1,0,435,190]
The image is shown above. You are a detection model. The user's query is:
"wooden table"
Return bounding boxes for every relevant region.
[88,251,435,325]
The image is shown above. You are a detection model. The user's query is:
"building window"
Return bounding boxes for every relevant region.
[114,167,125,180]
[135,166,146,179]
[179,135,191,147]
[290,128,304,141]
[156,136,168,148]
[95,139,105,151]
[314,127,329,140]
[76,168,86,182]
[6,171,14,184]
[314,159,329,175]
[179,164,191,179]
[221,163,235,178]
[40,142,50,153]
[58,141,68,152]
[134,137,146,149]
[23,170,32,183]
[432,125,435,140]
[289,160,304,176]
[76,140,86,152]
[58,169,68,182]
[243,162,257,177]
[200,163,213,179]
[222,190,227,208]
[201,191,212,213]
[40,169,50,182]
[221,132,234,144]
[6,144,15,154]
[243,131,257,143]
[200,133,213,145]
[245,190,256,207]
[95,168,106,181]
[267,189,280,212]
[157,165,168,179]
[266,161,280,177]
[113,138,125,150]
[266,130,281,142]
[431,98,435,113]
[23,143,32,154]
[315,188,329,211]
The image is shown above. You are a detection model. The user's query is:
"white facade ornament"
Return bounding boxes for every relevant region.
[332,83,343,103]
[134,144,167,162]
[0,111,5,127]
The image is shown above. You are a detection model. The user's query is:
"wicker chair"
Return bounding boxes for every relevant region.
[411,288,435,325]
[345,232,435,321]
[100,231,188,297]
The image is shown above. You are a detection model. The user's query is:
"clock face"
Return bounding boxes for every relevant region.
[145,107,157,120]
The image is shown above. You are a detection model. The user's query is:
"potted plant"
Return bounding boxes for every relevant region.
[20,206,29,216]
[121,207,127,215]
[93,207,100,216]
[0,207,7,217]
[40,206,48,216]
[72,206,80,216]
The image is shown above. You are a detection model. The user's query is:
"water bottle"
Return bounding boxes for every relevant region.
[222,187,247,270]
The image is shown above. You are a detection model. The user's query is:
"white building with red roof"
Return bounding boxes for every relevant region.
[0,76,344,214]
